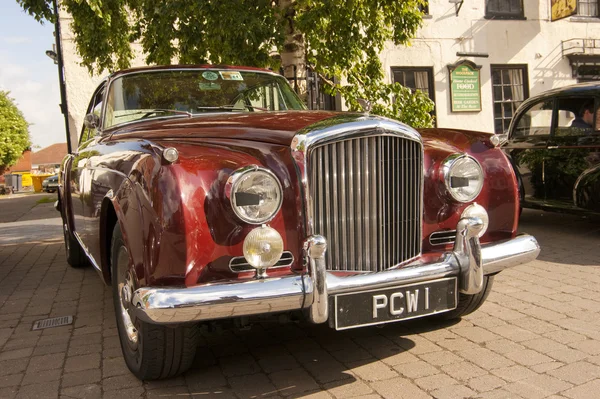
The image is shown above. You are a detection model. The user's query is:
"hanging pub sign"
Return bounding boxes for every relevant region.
[448,60,482,113]
[551,0,576,21]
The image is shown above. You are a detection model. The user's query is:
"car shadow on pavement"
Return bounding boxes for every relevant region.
[518,209,600,266]
[171,316,461,398]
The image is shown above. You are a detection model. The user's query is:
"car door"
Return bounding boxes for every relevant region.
[504,98,554,205]
[547,95,600,211]
[70,86,105,253]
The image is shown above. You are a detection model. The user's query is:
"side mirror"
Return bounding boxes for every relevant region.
[84,113,100,129]
[490,133,509,147]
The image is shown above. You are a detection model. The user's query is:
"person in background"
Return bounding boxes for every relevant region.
[571,101,594,129]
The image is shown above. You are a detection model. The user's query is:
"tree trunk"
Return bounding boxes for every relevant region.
[278,0,307,100]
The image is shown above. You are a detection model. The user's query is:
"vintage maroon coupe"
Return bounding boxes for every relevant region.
[58,65,540,380]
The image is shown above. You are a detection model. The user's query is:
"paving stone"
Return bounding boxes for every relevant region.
[467,374,506,392]
[371,377,431,399]
[546,361,600,385]
[418,351,463,366]
[270,368,320,397]
[323,379,373,398]
[25,352,64,373]
[394,359,439,380]
[0,347,33,361]
[21,368,61,385]
[562,378,600,399]
[0,374,23,389]
[61,369,102,388]
[64,353,101,373]
[102,386,145,399]
[490,365,539,382]
[0,358,28,377]
[60,384,102,399]
[456,348,515,370]
[504,349,554,366]
[228,373,278,398]
[504,374,573,399]
[430,385,478,399]
[15,380,59,399]
[547,348,588,363]
[219,353,261,377]
[414,373,458,391]
[102,373,143,391]
[440,361,488,381]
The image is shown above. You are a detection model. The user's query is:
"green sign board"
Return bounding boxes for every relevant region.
[449,62,481,112]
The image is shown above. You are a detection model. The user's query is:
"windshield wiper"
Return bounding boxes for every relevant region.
[197,105,270,112]
[115,109,193,118]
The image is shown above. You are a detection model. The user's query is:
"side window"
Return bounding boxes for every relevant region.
[513,100,553,138]
[234,83,285,111]
[555,97,596,136]
[79,88,104,144]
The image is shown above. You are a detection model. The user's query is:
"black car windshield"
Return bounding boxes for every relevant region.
[104,69,306,128]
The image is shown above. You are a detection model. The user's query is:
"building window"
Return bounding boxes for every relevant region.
[578,0,599,17]
[485,0,524,19]
[491,65,529,133]
[420,1,429,15]
[391,67,436,119]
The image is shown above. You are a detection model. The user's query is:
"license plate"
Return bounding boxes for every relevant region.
[333,277,457,330]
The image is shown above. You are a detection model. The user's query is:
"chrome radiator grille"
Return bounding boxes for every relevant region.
[309,135,422,272]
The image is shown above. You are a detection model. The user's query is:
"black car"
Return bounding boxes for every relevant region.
[42,175,59,193]
[503,82,600,215]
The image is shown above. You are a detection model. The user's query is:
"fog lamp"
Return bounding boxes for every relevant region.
[461,203,489,237]
[243,226,284,269]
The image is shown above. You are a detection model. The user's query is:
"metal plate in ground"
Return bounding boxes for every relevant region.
[32,315,73,331]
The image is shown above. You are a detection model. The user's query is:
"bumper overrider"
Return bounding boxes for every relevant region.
[131,217,540,325]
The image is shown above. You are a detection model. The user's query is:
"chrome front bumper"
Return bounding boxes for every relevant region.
[132,218,540,324]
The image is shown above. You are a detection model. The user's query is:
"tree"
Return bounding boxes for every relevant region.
[17,0,434,126]
[0,91,31,175]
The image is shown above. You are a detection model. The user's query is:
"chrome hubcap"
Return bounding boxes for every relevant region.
[116,246,138,349]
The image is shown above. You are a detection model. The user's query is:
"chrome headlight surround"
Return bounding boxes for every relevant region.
[442,154,484,203]
[225,165,283,225]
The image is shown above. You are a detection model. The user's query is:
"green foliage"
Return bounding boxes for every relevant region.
[0,91,31,172]
[18,0,434,127]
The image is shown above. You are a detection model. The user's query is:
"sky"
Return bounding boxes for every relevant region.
[0,1,65,150]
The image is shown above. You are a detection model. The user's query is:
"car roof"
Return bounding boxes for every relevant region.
[108,64,278,80]
[526,82,600,103]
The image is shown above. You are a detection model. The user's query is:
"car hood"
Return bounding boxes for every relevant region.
[106,110,343,146]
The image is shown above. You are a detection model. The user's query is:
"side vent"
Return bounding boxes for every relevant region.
[429,230,457,246]
[229,251,294,273]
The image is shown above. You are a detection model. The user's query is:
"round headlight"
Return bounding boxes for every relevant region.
[443,155,484,202]
[228,166,283,224]
[243,226,284,268]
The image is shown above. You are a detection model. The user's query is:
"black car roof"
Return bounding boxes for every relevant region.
[525,82,600,103]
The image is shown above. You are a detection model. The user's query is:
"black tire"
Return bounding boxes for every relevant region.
[111,223,200,380]
[62,220,88,268]
[437,275,494,320]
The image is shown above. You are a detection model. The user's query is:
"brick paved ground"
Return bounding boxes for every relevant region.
[0,208,599,399]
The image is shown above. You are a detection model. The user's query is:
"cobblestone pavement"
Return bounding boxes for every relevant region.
[0,209,599,399]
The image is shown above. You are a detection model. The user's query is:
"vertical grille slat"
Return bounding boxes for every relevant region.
[310,134,422,272]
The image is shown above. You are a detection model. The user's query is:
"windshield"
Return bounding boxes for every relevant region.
[104,69,306,128]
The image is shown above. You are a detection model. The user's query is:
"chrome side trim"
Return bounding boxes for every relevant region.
[73,231,102,275]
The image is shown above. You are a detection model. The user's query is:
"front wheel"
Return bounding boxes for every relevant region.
[111,223,200,380]
[437,275,494,320]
